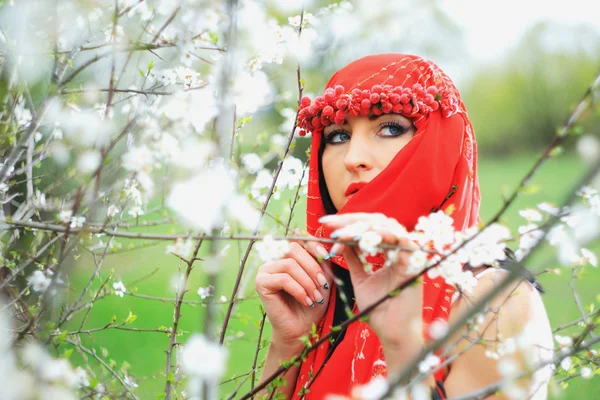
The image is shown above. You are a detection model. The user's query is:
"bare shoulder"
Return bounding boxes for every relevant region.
[443,269,554,399]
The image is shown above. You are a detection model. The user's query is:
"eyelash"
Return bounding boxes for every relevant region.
[324,121,409,144]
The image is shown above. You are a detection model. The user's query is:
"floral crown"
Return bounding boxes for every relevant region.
[297,82,459,136]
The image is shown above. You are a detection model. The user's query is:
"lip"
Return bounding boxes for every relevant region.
[344,181,368,198]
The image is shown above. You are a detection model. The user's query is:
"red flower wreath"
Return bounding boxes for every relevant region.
[297,83,452,136]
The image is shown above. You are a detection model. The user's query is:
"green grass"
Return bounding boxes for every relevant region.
[64,152,600,399]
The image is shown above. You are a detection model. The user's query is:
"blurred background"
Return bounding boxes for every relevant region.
[7,0,599,398]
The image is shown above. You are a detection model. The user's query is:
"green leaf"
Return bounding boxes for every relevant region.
[147,59,154,71]
[125,311,137,324]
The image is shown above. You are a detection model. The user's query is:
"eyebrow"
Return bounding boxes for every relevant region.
[368,113,383,121]
[324,113,389,132]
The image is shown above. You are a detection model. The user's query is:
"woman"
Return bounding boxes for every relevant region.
[255,54,553,399]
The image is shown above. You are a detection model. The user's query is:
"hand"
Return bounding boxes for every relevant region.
[255,237,332,352]
[320,213,424,354]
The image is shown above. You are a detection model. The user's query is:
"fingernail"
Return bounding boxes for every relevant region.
[353,235,361,241]
[317,273,329,290]
[316,245,330,261]
[331,232,340,239]
[329,242,342,258]
[306,296,314,308]
[319,215,337,223]
[314,289,324,304]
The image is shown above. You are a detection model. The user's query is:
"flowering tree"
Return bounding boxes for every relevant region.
[0,0,599,399]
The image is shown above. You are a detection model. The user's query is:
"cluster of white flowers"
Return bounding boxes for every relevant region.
[358,231,383,256]
[151,67,204,88]
[181,334,228,380]
[167,164,260,233]
[250,156,308,202]
[123,178,146,218]
[543,192,600,268]
[0,305,86,400]
[57,210,86,228]
[255,235,290,262]
[106,204,120,218]
[166,238,194,259]
[454,224,511,268]
[241,153,264,174]
[197,285,214,300]
[412,211,456,253]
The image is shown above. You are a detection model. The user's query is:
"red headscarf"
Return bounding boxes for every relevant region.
[292,54,481,399]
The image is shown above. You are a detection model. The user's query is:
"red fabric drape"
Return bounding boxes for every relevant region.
[293,54,481,399]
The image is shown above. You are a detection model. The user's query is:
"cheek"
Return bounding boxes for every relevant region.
[376,135,413,169]
[321,150,344,196]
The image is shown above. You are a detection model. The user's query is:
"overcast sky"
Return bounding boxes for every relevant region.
[439,0,600,61]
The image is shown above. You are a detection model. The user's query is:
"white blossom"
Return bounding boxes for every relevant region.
[166,238,193,259]
[124,375,138,388]
[241,153,263,174]
[537,202,560,216]
[560,356,572,371]
[418,353,440,373]
[113,281,126,297]
[32,190,46,208]
[76,150,101,173]
[106,205,120,218]
[58,210,72,224]
[197,285,214,299]
[498,357,521,379]
[350,378,388,400]
[581,366,593,379]
[127,206,144,218]
[288,13,315,27]
[255,235,290,262]
[503,384,527,400]
[518,208,543,222]
[358,231,382,256]
[181,334,228,380]
[27,270,51,293]
[227,195,261,231]
[576,186,597,199]
[428,320,448,340]
[69,216,86,229]
[407,249,430,275]
[124,179,144,206]
[579,248,598,267]
[122,145,155,174]
[74,367,89,388]
[168,165,234,232]
[554,335,573,348]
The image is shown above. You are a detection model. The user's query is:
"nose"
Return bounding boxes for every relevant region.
[343,131,374,173]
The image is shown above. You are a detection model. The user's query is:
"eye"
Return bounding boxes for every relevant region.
[379,121,409,137]
[324,130,351,144]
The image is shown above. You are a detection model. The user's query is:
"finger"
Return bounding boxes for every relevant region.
[319,212,388,226]
[302,239,333,289]
[261,258,325,305]
[256,272,316,308]
[287,242,331,291]
[336,243,371,286]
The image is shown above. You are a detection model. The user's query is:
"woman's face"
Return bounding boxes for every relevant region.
[321,113,415,210]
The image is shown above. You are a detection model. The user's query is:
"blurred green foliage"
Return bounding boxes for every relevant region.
[463,22,600,155]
